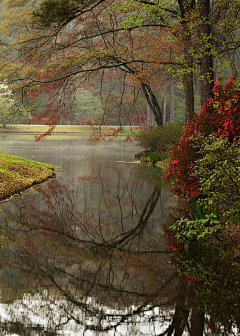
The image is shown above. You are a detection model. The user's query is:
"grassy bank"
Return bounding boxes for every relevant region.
[0,125,138,135]
[0,125,91,134]
[0,152,55,201]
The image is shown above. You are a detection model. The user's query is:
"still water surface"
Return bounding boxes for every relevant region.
[0,134,239,335]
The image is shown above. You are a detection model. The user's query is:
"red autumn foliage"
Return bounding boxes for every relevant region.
[165,74,240,199]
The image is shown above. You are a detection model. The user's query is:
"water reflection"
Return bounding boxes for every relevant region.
[0,135,238,335]
[0,163,181,335]
[172,236,240,335]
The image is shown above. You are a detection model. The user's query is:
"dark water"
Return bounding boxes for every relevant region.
[0,134,239,335]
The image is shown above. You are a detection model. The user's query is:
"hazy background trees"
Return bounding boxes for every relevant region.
[0,0,239,131]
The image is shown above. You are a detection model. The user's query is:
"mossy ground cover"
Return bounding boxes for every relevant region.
[0,152,55,201]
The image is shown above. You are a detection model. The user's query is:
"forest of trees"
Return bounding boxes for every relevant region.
[0,0,239,133]
[0,2,239,334]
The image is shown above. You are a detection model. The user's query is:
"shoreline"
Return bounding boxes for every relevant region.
[0,127,135,202]
[0,152,56,202]
[0,125,137,135]
[0,176,55,205]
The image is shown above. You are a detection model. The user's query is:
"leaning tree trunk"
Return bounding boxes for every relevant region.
[198,0,214,105]
[141,83,163,125]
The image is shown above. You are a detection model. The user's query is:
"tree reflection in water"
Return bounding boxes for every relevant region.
[0,164,238,335]
[172,236,240,336]
[0,166,181,335]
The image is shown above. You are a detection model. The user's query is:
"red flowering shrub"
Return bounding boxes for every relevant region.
[165,75,240,199]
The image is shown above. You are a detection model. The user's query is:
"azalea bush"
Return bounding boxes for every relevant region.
[165,75,240,199]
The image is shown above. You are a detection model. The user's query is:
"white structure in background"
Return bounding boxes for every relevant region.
[0,82,14,128]
[0,82,13,101]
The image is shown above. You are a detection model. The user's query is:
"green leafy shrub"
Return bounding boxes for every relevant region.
[192,135,240,226]
[170,191,221,246]
[135,123,184,153]
[170,135,240,243]
[188,199,212,220]
[170,213,221,245]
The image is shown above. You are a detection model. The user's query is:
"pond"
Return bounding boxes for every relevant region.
[0,134,239,335]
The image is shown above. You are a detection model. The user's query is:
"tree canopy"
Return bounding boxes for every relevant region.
[0,0,239,137]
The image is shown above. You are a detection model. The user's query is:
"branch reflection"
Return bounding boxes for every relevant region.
[0,166,181,335]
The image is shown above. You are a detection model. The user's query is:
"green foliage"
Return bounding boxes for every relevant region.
[141,152,170,164]
[135,123,184,153]
[192,135,240,226]
[157,153,171,161]
[173,86,185,123]
[170,212,221,245]
[170,134,240,244]
[188,199,211,221]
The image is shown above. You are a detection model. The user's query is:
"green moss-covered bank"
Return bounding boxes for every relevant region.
[0,152,55,201]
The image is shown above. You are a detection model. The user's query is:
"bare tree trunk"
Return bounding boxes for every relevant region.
[163,86,167,125]
[170,79,175,123]
[198,0,214,105]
